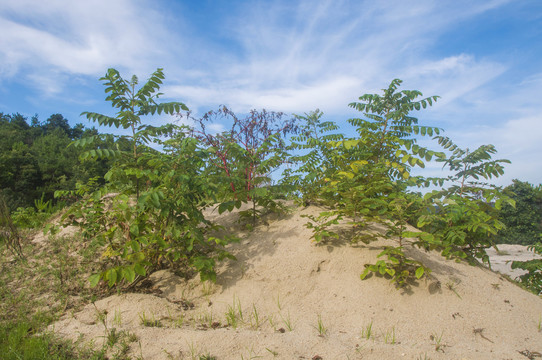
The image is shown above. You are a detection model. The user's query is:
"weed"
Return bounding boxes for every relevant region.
[201,281,214,297]
[361,321,373,340]
[313,314,328,337]
[107,327,120,347]
[199,355,216,360]
[538,316,541,332]
[275,293,282,310]
[126,332,138,343]
[491,283,501,290]
[250,303,261,329]
[187,341,199,360]
[113,309,122,327]
[280,311,294,331]
[240,345,262,359]
[139,311,162,327]
[416,354,431,360]
[446,281,462,299]
[197,310,214,328]
[166,307,185,328]
[225,308,238,328]
[266,348,279,357]
[383,327,396,344]
[135,340,144,360]
[430,331,445,352]
[225,295,244,328]
[236,297,244,322]
[268,314,277,329]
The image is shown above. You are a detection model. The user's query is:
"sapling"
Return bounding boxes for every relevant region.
[188,106,297,227]
[301,80,442,286]
[64,68,236,288]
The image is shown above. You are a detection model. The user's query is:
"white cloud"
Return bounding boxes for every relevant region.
[0,0,176,93]
[404,54,507,108]
[160,0,515,119]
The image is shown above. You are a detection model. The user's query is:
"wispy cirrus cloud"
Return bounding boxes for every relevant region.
[1,0,540,185]
[158,0,514,124]
[0,0,177,95]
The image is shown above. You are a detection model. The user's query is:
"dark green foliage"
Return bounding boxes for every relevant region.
[498,180,542,245]
[0,191,24,258]
[0,112,112,211]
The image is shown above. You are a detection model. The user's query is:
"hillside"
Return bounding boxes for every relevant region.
[49,205,542,360]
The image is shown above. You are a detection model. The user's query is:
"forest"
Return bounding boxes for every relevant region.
[0,68,541,359]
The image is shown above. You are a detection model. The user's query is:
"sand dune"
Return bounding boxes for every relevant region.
[51,205,542,359]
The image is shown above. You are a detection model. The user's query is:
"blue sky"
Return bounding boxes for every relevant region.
[1,0,541,186]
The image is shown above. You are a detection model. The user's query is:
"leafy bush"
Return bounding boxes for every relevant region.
[62,68,235,288]
[415,137,514,264]
[498,180,542,245]
[297,79,442,286]
[293,79,513,287]
[189,106,296,225]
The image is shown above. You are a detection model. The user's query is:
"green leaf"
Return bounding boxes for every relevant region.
[124,266,136,283]
[89,273,101,288]
[105,268,117,287]
[134,263,146,276]
[415,266,425,279]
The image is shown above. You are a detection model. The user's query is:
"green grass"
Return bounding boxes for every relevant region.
[279,311,294,331]
[314,314,327,337]
[0,229,117,360]
[383,327,396,344]
[430,331,445,352]
[0,316,106,360]
[361,321,373,340]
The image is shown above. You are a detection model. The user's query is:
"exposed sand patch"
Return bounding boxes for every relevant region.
[486,244,542,280]
[51,205,542,359]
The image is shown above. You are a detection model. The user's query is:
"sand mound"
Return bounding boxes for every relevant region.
[51,205,542,359]
[487,244,542,280]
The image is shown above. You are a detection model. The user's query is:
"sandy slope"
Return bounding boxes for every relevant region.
[51,205,542,360]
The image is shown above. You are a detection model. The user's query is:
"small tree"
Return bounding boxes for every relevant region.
[302,79,443,286]
[188,106,297,225]
[512,243,542,294]
[416,137,514,263]
[80,68,187,199]
[63,69,234,288]
[282,110,344,206]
